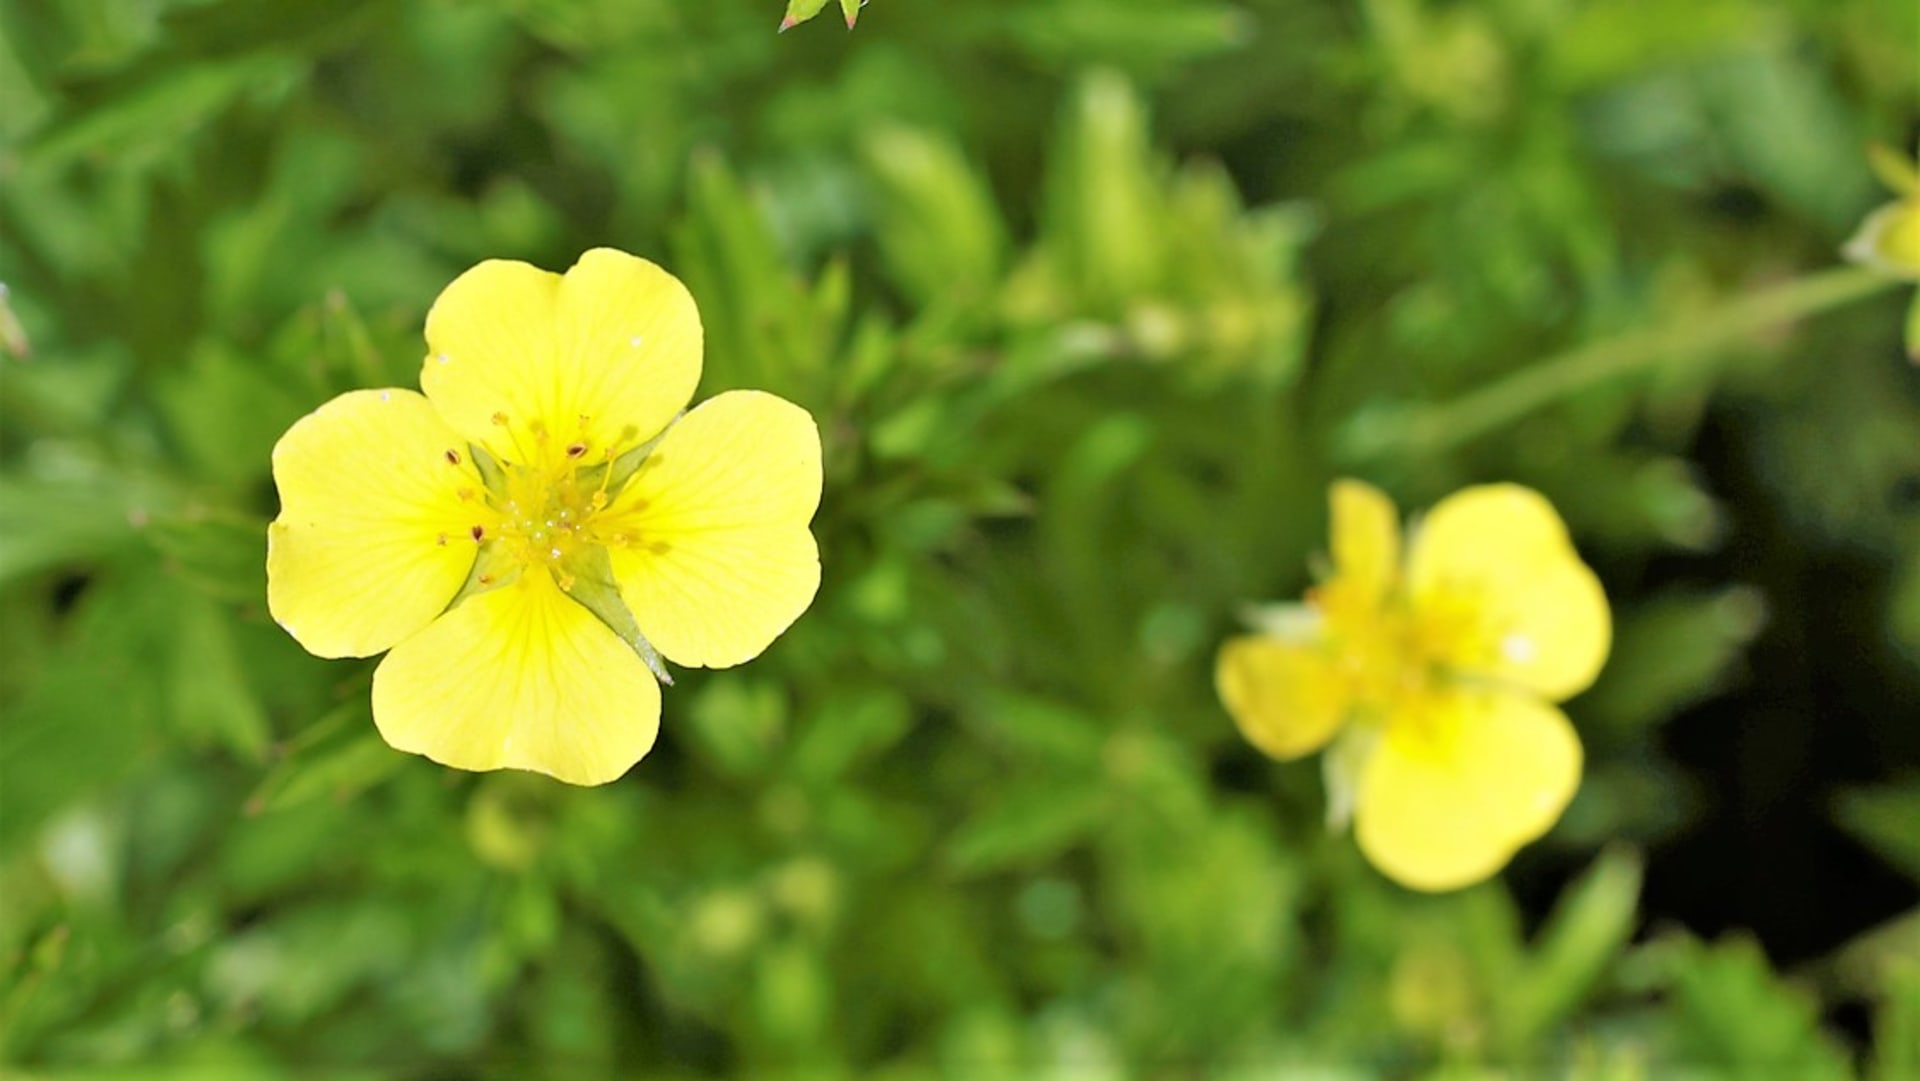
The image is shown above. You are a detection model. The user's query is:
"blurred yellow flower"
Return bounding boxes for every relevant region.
[1845,143,1920,280]
[1844,142,1920,360]
[268,249,823,785]
[1217,480,1609,891]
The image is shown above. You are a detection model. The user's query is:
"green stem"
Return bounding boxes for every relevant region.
[1343,265,1901,459]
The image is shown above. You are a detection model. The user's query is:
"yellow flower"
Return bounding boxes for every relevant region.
[1846,143,1920,281]
[1845,142,1920,361]
[267,249,823,785]
[1216,480,1609,891]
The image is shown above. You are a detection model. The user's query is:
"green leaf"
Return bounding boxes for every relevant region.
[789,688,911,782]
[1667,936,1853,1077]
[1904,288,1920,364]
[861,125,1007,311]
[142,506,267,605]
[1868,142,1920,197]
[245,702,403,814]
[0,282,27,359]
[1874,962,1920,1081]
[779,0,831,31]
[0,566,172,853]
[1836,781,1920,881]
[947,782,1108,876]
[685,677,788,779]
[0,474,140,588]
[1579,587,1769,738]
[1497,847,1644,1048]
[169,595,271,761]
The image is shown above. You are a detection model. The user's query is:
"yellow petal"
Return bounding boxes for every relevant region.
[1216,635,1350,760]
[267,389,483,658]
[1330,478,1400,605]
[1407,484,1610,700]
[370,569,661,785]
[1354,689,1582,891]
[601,390,822,669]
[420,249,703,473]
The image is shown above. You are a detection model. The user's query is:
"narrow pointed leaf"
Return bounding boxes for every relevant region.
[779,0,830,31]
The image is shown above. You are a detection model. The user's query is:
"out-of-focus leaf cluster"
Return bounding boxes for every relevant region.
[2,0,1916,1076]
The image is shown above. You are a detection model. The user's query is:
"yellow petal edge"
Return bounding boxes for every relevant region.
[371,570,663,786]
[1216,636,1349,760]
[603,390,823,670]
[1330,478,1400,606]
[267,389,483,659]
[1408,484,1610,701]
[421,249,704,474]
[1354,689,1582,892]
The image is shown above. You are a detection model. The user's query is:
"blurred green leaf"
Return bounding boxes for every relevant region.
[1497,848,1643,1049]
[1579,588,1769,739]
[1666,936,1852,1078]
[686,677,789,780]
[947,781,1108,876]
[244,702,401,814]
[861,125,1007,314]
[142,508,266,606]
[1837,781,1920,881]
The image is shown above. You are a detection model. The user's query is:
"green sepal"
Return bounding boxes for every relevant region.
[561,545,673,685]
[468,440,508,491]
[780,0,865,30]
[779,0,829,30]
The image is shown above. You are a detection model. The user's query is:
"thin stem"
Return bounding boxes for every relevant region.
[1340,265,1901,460]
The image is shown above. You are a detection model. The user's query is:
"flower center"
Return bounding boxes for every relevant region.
[444,413,654,591]
[495,465,609,576]
[1312,579,1492,720]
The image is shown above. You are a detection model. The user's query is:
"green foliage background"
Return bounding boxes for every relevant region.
[2,0,1919,1076]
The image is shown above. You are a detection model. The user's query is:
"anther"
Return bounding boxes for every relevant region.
[491,411,509,426]
[471,525,485,541]
[589,492,609,511]
[478,573,494,586]
[436,533,448,546]
[566,442,588,458]
[444,448,462,465]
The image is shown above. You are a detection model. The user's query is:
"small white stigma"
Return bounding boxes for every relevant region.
[1502,634,1537,664]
